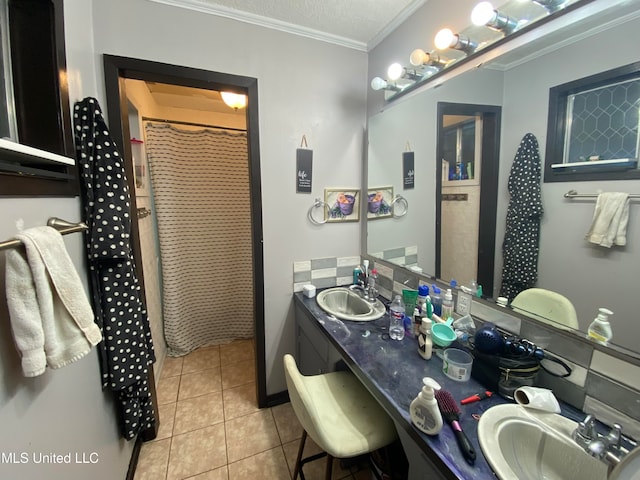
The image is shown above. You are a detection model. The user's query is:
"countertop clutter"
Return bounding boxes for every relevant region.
[294,291,587,480]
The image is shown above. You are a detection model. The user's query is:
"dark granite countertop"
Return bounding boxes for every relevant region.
[294,291,590,480]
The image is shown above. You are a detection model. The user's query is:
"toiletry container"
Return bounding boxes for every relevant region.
[431,285,442,317]
[418,318,433,360]
[442,288,454,320]
[410,377,443,435]
[417,285,430,312]
[588,308,614,344]
[389,295,405,340]
[413,308,422,337]
[353,267,361,285]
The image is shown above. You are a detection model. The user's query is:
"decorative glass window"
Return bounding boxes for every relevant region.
[544,61,640,182]
[564,77,639,164]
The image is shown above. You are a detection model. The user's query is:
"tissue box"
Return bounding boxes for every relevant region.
[303,284,316,298]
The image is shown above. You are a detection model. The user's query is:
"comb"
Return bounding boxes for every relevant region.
[435,389,476,465]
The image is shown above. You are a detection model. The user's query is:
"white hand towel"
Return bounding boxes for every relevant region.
[585,192,630,248]
[5,226,102,377]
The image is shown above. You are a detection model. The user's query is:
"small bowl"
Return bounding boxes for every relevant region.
[443,348,473,382]
[432,320,456,347]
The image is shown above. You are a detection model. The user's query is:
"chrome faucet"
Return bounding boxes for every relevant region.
[572,415,628,471]
[349,265,378,302]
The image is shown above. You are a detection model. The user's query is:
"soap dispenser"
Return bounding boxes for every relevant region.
[410,377,443,435]
[588,308,614,344]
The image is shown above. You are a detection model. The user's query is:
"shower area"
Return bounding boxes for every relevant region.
[125,79,254,370]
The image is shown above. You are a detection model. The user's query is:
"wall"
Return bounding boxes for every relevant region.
[0,1,136,479]
[90,0,367,396]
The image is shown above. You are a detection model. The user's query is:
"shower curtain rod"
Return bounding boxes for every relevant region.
[0,218,88,251]
[142,117,246,132]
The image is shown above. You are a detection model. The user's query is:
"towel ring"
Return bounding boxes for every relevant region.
[391,194,409,218]
[307,198,329,225]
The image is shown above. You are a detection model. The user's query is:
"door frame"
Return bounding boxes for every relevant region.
[102,54,267,408]
[435,102,501,298]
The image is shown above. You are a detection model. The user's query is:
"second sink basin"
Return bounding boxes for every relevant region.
[316,287,386,321]
[478,404,608,480]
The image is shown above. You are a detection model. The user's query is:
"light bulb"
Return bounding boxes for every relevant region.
[370,77,388,91]
[410,49,428,67]
[471,2,496,26]
[387,63,404,81]
[220,92,247,110]
[434,28,455,50]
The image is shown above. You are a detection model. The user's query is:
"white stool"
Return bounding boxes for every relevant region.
[511,288,579,330]
[283,354,398,480]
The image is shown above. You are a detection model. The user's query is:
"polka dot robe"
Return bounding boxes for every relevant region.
[74,98,156,440]
[499,133,544,301]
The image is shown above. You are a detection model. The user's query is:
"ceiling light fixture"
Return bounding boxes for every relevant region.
[387,63,422,81]
[370,77,400,92]
[220,91,247,111]
[434,28,478,54]
[471,2,519,34]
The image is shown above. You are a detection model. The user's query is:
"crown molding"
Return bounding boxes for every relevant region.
[367,0,426,51]
[148,0,370,51]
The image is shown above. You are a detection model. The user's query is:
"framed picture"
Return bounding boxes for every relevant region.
[367,186,394,220]
[324,188,360,223]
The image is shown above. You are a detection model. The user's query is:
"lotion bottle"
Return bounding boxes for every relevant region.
[588,308,614,344]
[410,377,443,435]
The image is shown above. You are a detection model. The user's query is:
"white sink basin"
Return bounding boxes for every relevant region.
[478,404,608,480]
[316,287,386,321]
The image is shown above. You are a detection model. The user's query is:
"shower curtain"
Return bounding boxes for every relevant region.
[144,123,254,356]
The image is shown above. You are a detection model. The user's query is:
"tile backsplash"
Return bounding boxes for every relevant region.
[293,254,640,440]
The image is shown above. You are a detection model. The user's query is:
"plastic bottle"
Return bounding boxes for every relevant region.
[588,308,614,344]
[353,267,361,286]
[417,285,430,312]
[431,285,442,317]
[413,308,422,338]
[442,288,454,320]
[389,295,405,340]
[368,269,378,298]
[410,377,443,435]
[418,318,433,360]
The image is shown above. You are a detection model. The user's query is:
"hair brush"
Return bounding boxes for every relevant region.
[435,389,476,465]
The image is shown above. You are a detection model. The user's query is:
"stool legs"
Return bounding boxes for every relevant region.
[292,430,307,480]
[324,453,334,480]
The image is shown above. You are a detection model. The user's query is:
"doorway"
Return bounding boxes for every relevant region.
[103,55,267,408]
[435,102,501,298]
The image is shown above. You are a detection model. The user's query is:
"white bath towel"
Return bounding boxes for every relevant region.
[585,192,630,248]
[5,226,102,377]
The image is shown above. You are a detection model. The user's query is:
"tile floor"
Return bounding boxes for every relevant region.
[134,339,373,480]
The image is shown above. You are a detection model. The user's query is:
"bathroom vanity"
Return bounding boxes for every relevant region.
[295,291,512,479]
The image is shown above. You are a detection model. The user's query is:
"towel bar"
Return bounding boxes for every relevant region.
[564,190,640,199]
[0,217,88,251]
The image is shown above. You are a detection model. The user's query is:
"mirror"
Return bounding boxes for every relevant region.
[436,103,501,297]
[366,1,640,354]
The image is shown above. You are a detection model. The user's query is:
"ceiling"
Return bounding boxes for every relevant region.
[143,0,426,114]
[149,0,426,51]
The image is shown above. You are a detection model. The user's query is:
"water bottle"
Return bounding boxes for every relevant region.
[389,295,405,340]
[442,288,454,320]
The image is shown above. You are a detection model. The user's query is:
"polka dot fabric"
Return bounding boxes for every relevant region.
[74,97,156,440]
[499,133,544,301]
